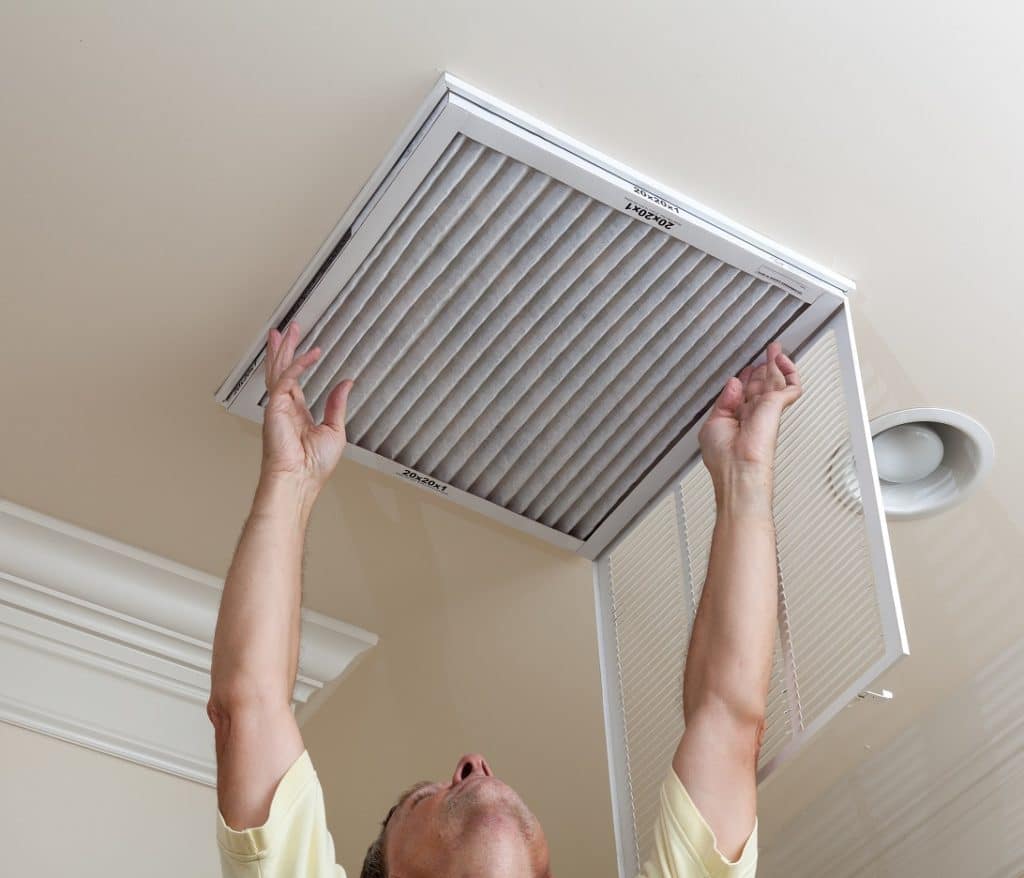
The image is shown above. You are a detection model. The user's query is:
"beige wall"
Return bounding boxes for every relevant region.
[0,721,220,877]
[0,374,617,878]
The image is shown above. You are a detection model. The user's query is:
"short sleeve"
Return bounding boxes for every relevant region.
[637,768,758,878]
[216,750,346,878]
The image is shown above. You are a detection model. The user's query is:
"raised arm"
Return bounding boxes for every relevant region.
[207,321,352,830]
[672,341,802,860]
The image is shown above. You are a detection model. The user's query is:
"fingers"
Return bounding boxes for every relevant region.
[280,321,301,372]
[769,348,802,408]
[747,361,768,399]
[775,351,801,391]
[276,347,321,390]
[761,347,803,415]
[776,358,803,407]
[267,345,321,414]
[710,376,744,420]
[322,379,354,432]
[265,322,309,391]
[736,341,803,416]
[265,328,281,389]
[766,341,786,391]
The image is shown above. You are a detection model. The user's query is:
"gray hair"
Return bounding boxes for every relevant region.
[360,829,387,878]
[361,782,430,878]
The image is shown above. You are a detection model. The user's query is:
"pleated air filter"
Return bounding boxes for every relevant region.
[217,75,907,877]
[293,133,805,543]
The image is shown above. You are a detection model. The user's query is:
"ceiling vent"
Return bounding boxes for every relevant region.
[216,74,908,878]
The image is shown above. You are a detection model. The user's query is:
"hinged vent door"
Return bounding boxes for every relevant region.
[594,307,907,878]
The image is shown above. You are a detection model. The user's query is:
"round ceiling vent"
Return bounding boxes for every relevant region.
[827,408,994,519]
[869,408,994,519]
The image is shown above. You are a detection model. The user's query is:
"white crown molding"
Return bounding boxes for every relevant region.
[0,498,378,786]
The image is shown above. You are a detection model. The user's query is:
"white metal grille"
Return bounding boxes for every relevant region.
[602,327,890,870]
[277,133,806,539]
[605,492,688,867]
[770,331,886,727]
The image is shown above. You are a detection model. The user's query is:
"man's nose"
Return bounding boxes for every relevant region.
[452,753,492,784]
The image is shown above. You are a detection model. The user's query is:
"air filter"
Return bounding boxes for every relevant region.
[216,74,907,878]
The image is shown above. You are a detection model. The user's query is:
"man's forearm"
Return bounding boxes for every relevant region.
[683,468,778,726]
[210,472,318,709]
[673,344,799,860]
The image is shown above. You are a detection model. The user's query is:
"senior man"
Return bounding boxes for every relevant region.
[208,321,802,877]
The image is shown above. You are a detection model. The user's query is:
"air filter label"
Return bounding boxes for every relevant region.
[756,263,813,301]
[623,199,677,231]
[397,467,450,495]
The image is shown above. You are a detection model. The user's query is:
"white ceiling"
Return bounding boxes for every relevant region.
[2,3,1022,875]
[762,632,1024,877]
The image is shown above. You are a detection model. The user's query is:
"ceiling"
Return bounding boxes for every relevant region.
[2,2,1022,875]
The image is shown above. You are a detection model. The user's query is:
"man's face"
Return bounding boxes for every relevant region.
[383,753,550,877]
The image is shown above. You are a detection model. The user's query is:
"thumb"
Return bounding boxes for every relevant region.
[322,379,354,432]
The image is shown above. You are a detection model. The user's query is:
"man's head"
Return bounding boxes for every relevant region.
[361,753,551,878]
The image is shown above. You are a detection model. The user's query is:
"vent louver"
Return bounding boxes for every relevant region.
[217,75,906,878]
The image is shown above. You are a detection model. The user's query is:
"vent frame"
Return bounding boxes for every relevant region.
[216,74,855,558]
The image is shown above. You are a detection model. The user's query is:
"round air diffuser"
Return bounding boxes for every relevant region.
[869,408,994,519]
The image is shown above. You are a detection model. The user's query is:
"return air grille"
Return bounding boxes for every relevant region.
[601,328,892,874]
[283,133,805,539]
[606,492,688,867]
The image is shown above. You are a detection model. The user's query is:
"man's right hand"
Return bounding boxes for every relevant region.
[673,340,803,862]
[697,340,802,500]
[261,321,353,491]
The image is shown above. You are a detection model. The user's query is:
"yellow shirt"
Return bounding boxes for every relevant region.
[217,750,757,877]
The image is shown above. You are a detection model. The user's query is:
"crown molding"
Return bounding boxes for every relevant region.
[0,499,377,786]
